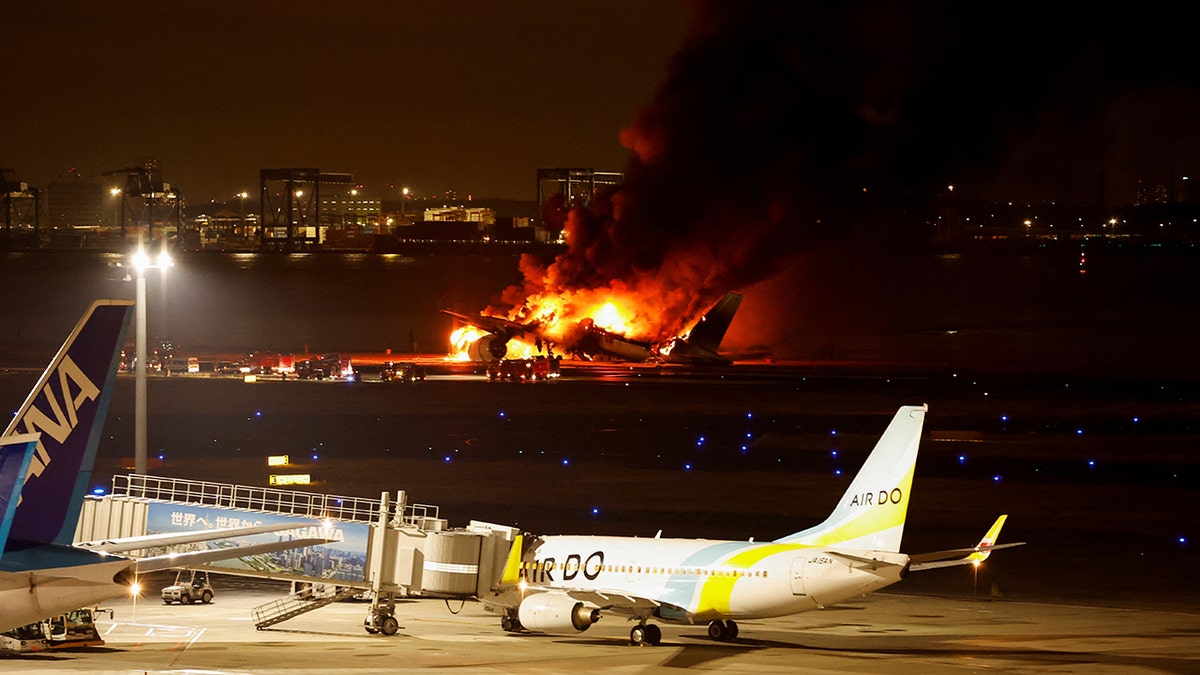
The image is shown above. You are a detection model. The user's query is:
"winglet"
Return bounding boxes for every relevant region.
[498,533,524,587]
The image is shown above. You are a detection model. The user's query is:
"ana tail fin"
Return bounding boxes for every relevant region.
[3,300,133,546]
[0,434,39,559]
[775,404,926,551]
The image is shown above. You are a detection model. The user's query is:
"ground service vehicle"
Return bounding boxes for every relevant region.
[162,570,215,604]
[0,608,111,653]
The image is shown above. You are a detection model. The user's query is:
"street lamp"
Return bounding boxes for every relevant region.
[401,187,410,221]
[131,239,173,475]
[237,191,249,239]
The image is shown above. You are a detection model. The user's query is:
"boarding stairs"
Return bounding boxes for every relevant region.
[252,586,361,629]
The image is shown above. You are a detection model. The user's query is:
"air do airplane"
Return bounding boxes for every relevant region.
[485,404,1023,646]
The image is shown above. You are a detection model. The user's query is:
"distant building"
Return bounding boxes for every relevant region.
[320,190,381,230]
[47,177,104,229]
[536,168,624,211]
[536,168,623,239]
[1134,179,1169,206]
[423,206,495,225]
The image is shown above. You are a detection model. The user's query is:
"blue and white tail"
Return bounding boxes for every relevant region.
[2,300,133,547]
[0,434,39,560]
[775,405,926,552]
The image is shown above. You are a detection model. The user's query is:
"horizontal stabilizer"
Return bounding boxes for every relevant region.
[827,549,909,569]
[134,537,333,573]
[908,542,1025,571]
[908,515,1024,571]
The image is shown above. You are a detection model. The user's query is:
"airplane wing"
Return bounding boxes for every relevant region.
[77,523,312,555]
[441,309,530,338]
[133,537,333,573]
[908,515,1025,571]
[512,584,663,615]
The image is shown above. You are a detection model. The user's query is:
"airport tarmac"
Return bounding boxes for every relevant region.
[9,573,1198,674]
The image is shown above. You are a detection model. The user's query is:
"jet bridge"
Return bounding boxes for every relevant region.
[75,475,517,634]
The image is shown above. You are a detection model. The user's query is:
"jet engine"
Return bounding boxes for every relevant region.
[468,335,509,362]
[517,593,600,633]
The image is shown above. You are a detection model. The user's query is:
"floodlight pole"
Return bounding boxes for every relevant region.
[135,264,147,475]
[132,238,171,476]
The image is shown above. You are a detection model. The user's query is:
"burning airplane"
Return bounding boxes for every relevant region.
[444,292,742,365]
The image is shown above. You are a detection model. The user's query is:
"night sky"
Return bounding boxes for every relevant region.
[3,1,689,201]
[4,1,1196,206]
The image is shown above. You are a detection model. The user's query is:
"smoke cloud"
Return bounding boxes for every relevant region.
[495,1,1199,345]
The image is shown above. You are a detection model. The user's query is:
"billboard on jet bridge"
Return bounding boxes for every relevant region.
[145,502,369,582]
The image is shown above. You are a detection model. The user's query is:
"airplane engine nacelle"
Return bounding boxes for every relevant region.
[468,335,509,362]
[517,593,600,633]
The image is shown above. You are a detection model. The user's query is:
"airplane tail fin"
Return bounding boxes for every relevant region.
[2,300,133,546]
[775,405,926,552]
[0,434,39,559]
[684,292,743,354]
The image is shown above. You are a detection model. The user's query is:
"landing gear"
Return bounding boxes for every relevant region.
[363,592,400,636]
[706,619,739,642]
[630,622,662,646]
[500,614,524,633]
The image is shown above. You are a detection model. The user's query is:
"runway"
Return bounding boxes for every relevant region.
[10,574,1197,674]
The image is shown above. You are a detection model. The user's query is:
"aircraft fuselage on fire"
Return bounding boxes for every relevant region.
[445,292,744,365]
[484,405,1022,645]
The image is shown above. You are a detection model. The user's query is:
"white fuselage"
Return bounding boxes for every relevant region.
[0,558,133,633]
[520,535,908,624]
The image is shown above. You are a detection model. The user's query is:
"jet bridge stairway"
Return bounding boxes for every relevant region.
[252,586,360,629]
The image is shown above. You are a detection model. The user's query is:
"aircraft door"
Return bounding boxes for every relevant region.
[789,557,806,596]
[625,563,643,584]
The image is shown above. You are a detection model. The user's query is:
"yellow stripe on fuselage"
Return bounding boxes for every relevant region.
[695,543,796,617]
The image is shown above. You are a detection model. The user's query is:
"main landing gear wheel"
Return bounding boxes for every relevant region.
[501,615,523,633]
[630,623,662,646]
[707,619,739,642]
